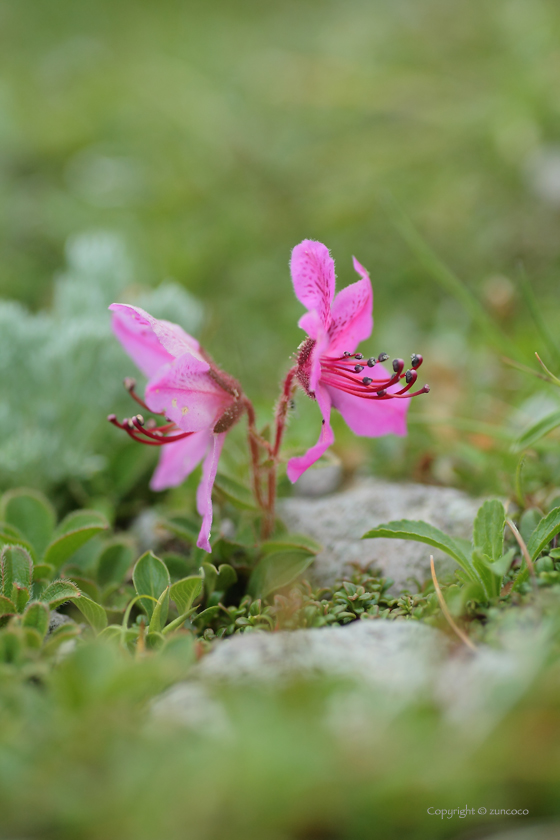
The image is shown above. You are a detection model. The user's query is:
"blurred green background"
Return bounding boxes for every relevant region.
[2,0,560,497]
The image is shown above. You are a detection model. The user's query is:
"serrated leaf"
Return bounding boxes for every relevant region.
[261,533,323,556]
[513,410,560,452]
[214,473,257,510]
[149,587,170,634]
[132,551,171,620]
[248,549,315,600]
[39,579,81,607]
[22,601,50,638]
[43,510,109,570]
[1,488,56,557]
[170,576,203,614]
[1,545,33,597]
[0,594,16,617]
[96,539,135,588]
[362,519,477,580]
[473,500,505,563]
[527,507,560,560]
[73,596,108,634]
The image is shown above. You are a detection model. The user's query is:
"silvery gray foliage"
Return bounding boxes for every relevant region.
[0,230,204,490]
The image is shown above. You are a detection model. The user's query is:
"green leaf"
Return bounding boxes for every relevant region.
[473,500,505,563]
[132,551,171,620]
[11,584,30,613]
[96,539,135,588]
[249,550,315,600]
[490,548,516,580]
[215,563,237,592]
[23,627,43,650]
[513,410,560,452]
[39,579,82,608]
[22,601,50,638]
[1,488,56,557]
[149,587,170,634]
[362,519,477,580]
[33,563,54,582]
[98,624,138,643]
[201,562,218,599]
[74,596,108,634]
[471,551,498,600]
[0,595,16,617]
[161,515,201,544]
[43,510,109,570]
[161,608,198,635]
[1,545,33,597]
[260,533,323,556]
[520,508,543,546]
[527,507,560,561]
[191,605,220,627]
[169,576,203,614]
[214,473,257,510]
[0,523,35,559]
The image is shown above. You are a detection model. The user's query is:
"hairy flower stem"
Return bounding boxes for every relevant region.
[243,398,268,512]
[260,367,299,538]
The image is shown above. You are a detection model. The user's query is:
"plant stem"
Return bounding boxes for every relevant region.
[243,398,266,511]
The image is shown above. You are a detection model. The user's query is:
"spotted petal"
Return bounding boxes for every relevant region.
[291,240,336,330]
[327,258,373,356]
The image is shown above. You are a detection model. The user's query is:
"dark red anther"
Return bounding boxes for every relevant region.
[362,377,373,386]
[343,351,351,357]
[367,358,376,367]
[405,369,416,385]
[378,352,389,362]
[377,389,387,397]
[411,353,423,369]
[392,358,404,375]
[355,353,363,360]
[354,364,364,372]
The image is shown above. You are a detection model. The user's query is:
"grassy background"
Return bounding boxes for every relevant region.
[3,0,560,498]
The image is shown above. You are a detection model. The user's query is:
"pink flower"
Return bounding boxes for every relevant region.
[287,240,428,483]
[109,304,245,552]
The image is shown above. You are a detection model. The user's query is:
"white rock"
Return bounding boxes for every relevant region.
[279,478,481,591]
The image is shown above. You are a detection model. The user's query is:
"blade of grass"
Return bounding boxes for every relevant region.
[430,556,477,652]
[516,262,560,369]
[384,195,521,360]
[506,519,536,579]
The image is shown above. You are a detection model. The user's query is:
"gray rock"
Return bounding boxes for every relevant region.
[48,611,75,634]
[293,462,343,497]
[197,620,447,695]
[279,478,482,591]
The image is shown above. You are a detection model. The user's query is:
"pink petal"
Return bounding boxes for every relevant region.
[325,363,409,438]
[111,307,174,378]
[326,258,373,356]
[109,303,201,371]
[290,240,335,330]
[286,385,335,483]
[145,356,230,433]
[150,430,211,491]
[308,326,331,394]
[196,432,227,552]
